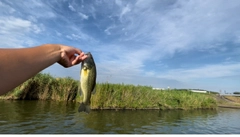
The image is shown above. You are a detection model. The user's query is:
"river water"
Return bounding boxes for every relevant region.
[0,100,239,134]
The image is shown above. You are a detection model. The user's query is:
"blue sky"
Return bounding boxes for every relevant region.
[1,0,240,93]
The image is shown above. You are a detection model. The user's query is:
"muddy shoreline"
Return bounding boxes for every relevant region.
[215,95,240,109]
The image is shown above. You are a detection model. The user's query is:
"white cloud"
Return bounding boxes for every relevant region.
[0,16,42,47]
[66,34,82,40]
[10,1,57,19]
[1,0,239,92]
[158,62,240,81]
[81,0,240,91]
[68,4,76,12]
[119,4,131,21]
[55,30,62,37]
[115,0,122,7]
[0,16,31,33]
[94,43,150,81]
[0,1,16,14]
[234,34,240,44]
[78,12,89,20]
[67,2,88,20]
[109,0,240,58]
[104,25,116,35]
[66,32,95,43]
[89,6,97,19]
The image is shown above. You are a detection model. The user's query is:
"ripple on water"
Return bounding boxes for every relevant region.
[1,101,240,134]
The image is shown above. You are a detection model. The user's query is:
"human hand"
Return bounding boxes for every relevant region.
[58,45,87,68]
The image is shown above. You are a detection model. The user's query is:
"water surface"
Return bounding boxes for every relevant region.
[0,100,239,134]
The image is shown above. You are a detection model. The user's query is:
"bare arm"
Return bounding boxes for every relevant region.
[0,44,87,95]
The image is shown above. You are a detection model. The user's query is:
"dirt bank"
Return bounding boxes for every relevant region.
[214,94,240,109]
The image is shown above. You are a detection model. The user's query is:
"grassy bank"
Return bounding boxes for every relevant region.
[88,83,217,110]
[0,73,78,101]
[0,73,217,110]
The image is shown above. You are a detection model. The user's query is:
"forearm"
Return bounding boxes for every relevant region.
[0,44,61,95]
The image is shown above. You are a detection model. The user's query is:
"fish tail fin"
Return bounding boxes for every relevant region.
[78,103,91,113]
[86,105,91,113]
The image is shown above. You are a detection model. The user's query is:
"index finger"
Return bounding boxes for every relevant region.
[73,47,83,55]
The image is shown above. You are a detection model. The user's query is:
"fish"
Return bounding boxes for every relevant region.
[78,52,97,113]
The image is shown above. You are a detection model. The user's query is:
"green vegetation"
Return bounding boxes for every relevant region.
[89,83,217,110]
[0,73,217,110]
[233,92,240,94]
[0,73,78,101]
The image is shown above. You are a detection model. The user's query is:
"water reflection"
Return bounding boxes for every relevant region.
[80,109,219,134]
[81,110,161,133]
[0,100,239,134]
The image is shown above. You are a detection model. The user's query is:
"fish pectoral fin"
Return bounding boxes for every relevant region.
[91,86,96,94]
[78,85,82,96]
[91,81,96,94]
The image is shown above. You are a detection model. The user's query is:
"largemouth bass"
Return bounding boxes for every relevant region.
[78,52,97,113]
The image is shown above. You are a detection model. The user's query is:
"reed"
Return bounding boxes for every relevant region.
[88,83,217,110]
[0,73,78,101]
[0,73,217,109]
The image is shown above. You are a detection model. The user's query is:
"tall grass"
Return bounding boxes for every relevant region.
[0,73,217,109]
[0,73,78,101]
[88,83,217,110]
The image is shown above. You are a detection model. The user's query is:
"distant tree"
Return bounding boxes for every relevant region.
[233,92,240,94]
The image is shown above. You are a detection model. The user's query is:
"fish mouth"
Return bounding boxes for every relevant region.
[85,52,91,55]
